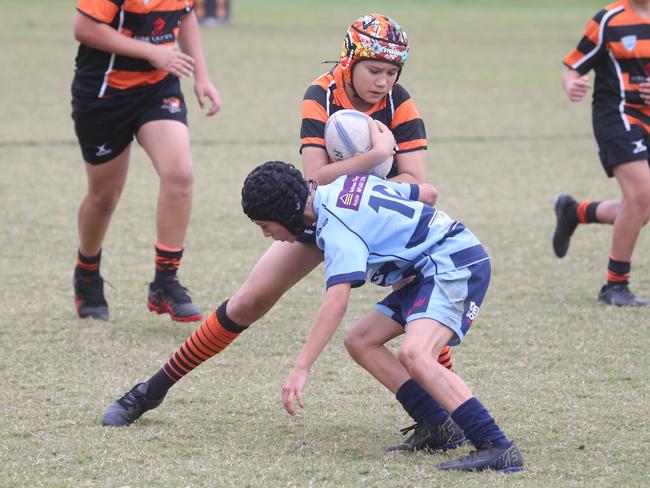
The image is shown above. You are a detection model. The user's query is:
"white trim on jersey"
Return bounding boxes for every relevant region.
[608,50,631,131]
[326,79,336,116]
[98,6,126,98]
[570,6,624,71]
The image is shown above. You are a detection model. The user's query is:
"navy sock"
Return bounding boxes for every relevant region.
[451,397,509,448]
[396,378,449,427]
[146,369,176,401]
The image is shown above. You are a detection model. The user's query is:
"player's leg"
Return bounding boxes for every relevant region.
[102,241,324,426]
[72,92,136,320]
[553,125,643,259]
[552,194,618,258]
[136,88,201,321]
[399,259,522,471]
[598,159,650,306]
[226,240,324,325]
[399,318,522,472]
[344,309,465,452]
[74,146,131,321]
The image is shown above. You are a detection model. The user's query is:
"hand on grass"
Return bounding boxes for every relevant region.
[282,366,309,416]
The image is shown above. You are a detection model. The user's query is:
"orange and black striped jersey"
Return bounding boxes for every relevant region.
[300,64,427,155]
[564,1,650,132]
[72,0,193,98]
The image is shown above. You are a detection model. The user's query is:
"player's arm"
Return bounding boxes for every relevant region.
[562,68,590,102]
[73,11,195,78]
[391,148,425,184]
[281,282,352,415]
[302,120,395,183]
[177,10,222,116]
[416,183,438,206]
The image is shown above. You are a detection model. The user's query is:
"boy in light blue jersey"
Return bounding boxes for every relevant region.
[241,160,524,473]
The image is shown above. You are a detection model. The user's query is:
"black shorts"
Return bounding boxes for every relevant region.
[596,124,649,177]
[71,75,188,165]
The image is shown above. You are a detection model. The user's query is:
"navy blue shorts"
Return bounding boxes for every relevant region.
[375,258,491,346]
[71,75,187,165]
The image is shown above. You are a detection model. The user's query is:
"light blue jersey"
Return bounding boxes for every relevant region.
[313,174,488,289]
[312,174,491,344]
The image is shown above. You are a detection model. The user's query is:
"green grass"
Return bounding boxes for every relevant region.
[1,0,649,486]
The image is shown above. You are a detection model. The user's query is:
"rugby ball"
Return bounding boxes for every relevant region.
[324,109,394,178]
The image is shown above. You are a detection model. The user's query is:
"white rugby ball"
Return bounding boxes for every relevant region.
[324,109,394,178]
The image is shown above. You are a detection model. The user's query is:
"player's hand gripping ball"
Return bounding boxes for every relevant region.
[324,109,394,178]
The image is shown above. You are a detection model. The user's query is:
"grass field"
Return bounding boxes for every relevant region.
[1,0,649,486]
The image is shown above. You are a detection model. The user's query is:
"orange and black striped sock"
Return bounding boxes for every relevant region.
[437,345,453,370]
[75,249,101,278]
[576,200,602,224]
[607,257,631,285]
[154,243,182,284]
[145,300,247,399]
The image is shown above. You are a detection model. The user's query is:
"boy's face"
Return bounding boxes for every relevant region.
[253,220,297,242]
[353,60,400,104]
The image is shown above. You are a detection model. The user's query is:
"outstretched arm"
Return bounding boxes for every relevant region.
[281,282,352,415]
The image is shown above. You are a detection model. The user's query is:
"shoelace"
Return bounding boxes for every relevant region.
[117,389,147,409]
[164,280,193,304]
[77,275,112,305]
[399,423,419,436]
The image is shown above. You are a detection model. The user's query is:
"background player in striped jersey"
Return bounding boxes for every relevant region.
[237,161,523,473]
[71,0,221,322]
[554,0,650,307]
[101,14,465,453]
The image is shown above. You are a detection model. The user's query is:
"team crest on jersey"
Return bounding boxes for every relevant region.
[162,97,182,114]
[622,35,637,52]
[336,174,368,210]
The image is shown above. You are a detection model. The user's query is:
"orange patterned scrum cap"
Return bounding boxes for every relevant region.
[339,13,409,84]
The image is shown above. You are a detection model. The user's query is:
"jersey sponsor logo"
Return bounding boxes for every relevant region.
[162,97,182,114]
[133,18,174,44]
[336,174,368,210]
[95,144,112,157]
[631,138,647,154]
[466,301,480,322]
[152,18,166,36]
[621,35,637,52]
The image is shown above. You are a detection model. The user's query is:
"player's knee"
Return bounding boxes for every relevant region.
[397,344,423,376]
[86,187,122,215]
[161,164,194,195]
[343,328,365,357]
[228,287,275,325]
